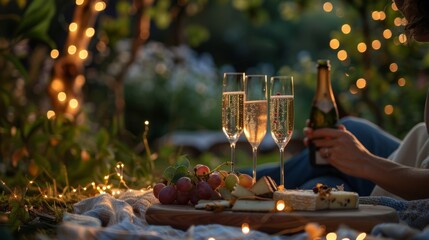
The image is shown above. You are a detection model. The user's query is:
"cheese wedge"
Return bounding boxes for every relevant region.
[273,189,329,211]
[328,190,359,209]
[232,199,276,212]
[250,176,277,198]
[273,189,359,211]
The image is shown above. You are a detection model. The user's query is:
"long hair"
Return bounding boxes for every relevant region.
[402,0,429,40]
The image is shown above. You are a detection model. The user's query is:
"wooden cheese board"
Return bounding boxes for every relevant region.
[146,204,398,234]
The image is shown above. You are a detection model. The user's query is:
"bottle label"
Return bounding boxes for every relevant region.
[315,150,329,165]
[315,99,334,113]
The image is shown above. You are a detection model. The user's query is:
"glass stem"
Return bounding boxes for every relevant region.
[279,147,285,186]
[252,147,258,183]
[230,142,236,173]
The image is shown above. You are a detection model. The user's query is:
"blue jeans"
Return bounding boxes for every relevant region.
[241,116,401,196]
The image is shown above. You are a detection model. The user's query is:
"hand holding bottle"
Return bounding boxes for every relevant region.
[304,123,374,178]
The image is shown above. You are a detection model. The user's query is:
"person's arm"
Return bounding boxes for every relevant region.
[364,154,429,200]
[308,127,429,200]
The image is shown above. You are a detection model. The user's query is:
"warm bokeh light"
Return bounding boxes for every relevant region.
[50,49,60,59]
[69,99,79,109]
[398,77,406,87]
[326,232,337,240]
[241,223,250,234]
[69,22,78,32]
[76,0,84,5]
[94,1,106,11]
[371,11,380,20]
[356,232,367,240]
[85,27,95,37]
[391,2,398,11]
[356,78,367,89]
[357,42,367,53]
[341,24,351,34]
[337,50,348,61]
[276,200,286,211]
[79,50,88,60]
[379,11,386,20]
[385,105,394,115]
[75,75,86,87]
[58,92,67,102]
[68,45,77,55]
[394,17,402,26]
[323,2,333,12]
[389,63,398,72]
[349,85,358,94]
[51,78,64,92]
[399,33,407,43]
[329,38,340,49]
[46,110,56,119]
[383,29,392,39]
[372,40,381,50]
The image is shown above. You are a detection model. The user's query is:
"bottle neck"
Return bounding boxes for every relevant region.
[315,66,333,98]
[313,66,337,113]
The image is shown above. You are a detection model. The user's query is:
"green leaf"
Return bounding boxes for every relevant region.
[162,166,176,182]
[2,52,29,81]
[96,129,109,149]
[14,0,55,46]
[175,155,190,169]
[172,165,188,183]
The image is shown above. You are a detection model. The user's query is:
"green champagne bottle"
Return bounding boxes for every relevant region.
[309,59,339,166]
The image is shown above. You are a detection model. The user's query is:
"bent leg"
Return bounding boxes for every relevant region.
[252,116,401,196]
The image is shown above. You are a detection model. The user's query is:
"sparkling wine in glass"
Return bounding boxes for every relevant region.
[222,72,245,172]
[270,76,294,187]
[244,75,268,183]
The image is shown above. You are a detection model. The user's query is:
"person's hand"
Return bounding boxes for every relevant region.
[307,125,373,178]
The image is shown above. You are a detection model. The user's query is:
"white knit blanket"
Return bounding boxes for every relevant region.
[58,190,429,240]
[58,190,289,240]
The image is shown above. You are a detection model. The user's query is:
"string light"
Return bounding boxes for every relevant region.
[389,63,398,72]
[94,1,106,11]
[58,92,67,102]
[371,40,381,50]
[79,50,88,60]
[50,49,60,59]
[69,99,79,109]
[397,77,406,86]
[326,232,337,240]
[329,39,340,49]
[241,223,250,234]
[323,2,333,12]
[394,17,402,26]
[47,110,56,119]
[51,78,64,91]
[341,24,351,34]
[398,34,407,44]
[337,49,348,61]
[371,11,380,20]
[85,27,95,37]
[68,45,77,55]
[76,0,84,5]
[383,29,392,39]
[391,2,398,11]
[69,22,78,32]
[356,232,367,240]
[357,42,367,53]
[384,105,394,115]
[356,78,367,89]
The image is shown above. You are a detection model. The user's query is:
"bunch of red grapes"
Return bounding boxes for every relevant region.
[153,164,224,205]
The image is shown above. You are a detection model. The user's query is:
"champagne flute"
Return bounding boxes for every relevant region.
[222,72,245,172]
[244,75,268,183]
[270,76,294,187]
